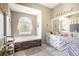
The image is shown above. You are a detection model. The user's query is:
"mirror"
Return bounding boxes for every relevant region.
[59,17,70,32]
[52,12,79,33]
[68,13,79,32]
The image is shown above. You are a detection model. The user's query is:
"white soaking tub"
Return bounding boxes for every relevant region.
[14,36,41,43]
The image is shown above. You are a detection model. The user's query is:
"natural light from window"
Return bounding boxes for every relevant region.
[17,17,32,35]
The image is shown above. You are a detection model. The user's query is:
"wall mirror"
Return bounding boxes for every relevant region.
[52,11,79,33]
[68,13,79,32]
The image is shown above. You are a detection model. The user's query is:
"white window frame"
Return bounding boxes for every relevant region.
[17,17,32,35]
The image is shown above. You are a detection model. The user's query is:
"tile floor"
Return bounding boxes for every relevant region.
[14,44,68,56]
[15,44,54,56]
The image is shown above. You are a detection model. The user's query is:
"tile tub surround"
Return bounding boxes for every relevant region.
[14,39,41,52]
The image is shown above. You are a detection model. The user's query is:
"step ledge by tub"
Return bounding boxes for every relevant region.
[14,36,41,43]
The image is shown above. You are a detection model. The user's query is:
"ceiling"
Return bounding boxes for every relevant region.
[39,3,59,8]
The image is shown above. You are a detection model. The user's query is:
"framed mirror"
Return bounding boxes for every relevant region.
[52,11,79,33]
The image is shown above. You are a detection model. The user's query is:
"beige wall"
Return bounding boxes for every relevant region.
[52,3,79,18]
[19,3,52,43]
[11,11,37,36]
[53,19,59,31]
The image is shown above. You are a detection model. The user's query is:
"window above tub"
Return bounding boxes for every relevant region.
[17,17,33,35]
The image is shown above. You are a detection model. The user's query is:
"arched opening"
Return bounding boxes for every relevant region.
[17,17,32,35]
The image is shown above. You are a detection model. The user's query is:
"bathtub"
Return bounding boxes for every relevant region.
[14,36,41,43]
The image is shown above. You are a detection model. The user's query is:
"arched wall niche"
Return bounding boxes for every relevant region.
[9,4,42,39]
